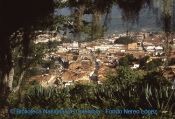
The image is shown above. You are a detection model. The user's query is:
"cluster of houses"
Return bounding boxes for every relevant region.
[32,31,175,87]
[57,41,79,53]
[34,32,61,44]
[33,31,169,59]
[53,32,165,57]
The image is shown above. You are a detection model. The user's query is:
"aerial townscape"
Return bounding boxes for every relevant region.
[32,31,175,88]
[0,0,175,118]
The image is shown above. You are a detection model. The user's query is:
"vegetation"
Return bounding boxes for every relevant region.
[119,54,136,66]
[8,67,175,119]
[114,36,136,45]
[0,0,175,118]
[139,56,150,68]
[139,56,163,71]
[145,59,163,71]
[95,49,101,55]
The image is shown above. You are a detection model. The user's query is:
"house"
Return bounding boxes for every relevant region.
[131,64,140,69]
[128,43,138,50]
[108,47,120,53]
[34,33,61,44]
[62,43,71,47]
[64,81,74,87]
[119,33,127,37]
[108,36,119,43]
[97,81,103,85]
[155,46,163,50]
[94,45,112,52]
[79,49,88,55]
[81,60,91,70]
[154,46,164,56]
[80,43,87,48]
[86,47,95,52]
[72,41,79,49]
[114,44,128,51]
[70,41,79,53]
[135,34,144,40]
[146,46,155,52]
[61,0,68,3]
[120,50,126,53]
[57,47,69,53]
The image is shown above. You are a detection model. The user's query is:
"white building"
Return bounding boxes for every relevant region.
[94,45,113,52]
[61,0,68,3]
[34,34,61,44]
[57,47,69,53]
[146,46,155,52]
[86,47,95,52]
[72,41,79,49]
[131,64,140,69]
[155,46,163,50]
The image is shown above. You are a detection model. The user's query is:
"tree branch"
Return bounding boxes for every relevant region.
[12,71,25,93]
[8,67,14,91]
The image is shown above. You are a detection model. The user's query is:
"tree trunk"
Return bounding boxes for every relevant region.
[92,11,102,40]
[13,71,25,93]
[0,73,12,118]
[8,68,14,91]
[0,66,25,118]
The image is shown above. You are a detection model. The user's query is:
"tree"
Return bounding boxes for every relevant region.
[117,0,151,23]
[0,0,175,118]
[143,70,171,89]
[95,49,101,55]
[114,36,136,45]
[119,54,135,66]
[68,0,115,41]
[0,0,55,117]
[119,57,129,67]
[105,66,144,86]
[139,56,150,68]
[73,55,78,61]
[145,59,163,71]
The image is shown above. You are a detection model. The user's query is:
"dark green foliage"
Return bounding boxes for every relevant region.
[117,0,151,22]
[143,71,171,88]
[48,40,61,51]
[114,36,136,45]
[95,49,101,55]
[145,59,163,71]
[139,57,163,71]
[0,1,55,117]
[119,56,129,66]
[1,0,175,118]
[0,0,55,72]
[168,58,175,65]
[73,55,78,61]
[119,54,136,66]
[140,56,163,71]
[10,67,174,118]
[139,56,150,68]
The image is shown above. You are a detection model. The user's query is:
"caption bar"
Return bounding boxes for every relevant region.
[10,108,157,116]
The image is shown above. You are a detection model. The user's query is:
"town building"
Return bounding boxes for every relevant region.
[128,43,138,50]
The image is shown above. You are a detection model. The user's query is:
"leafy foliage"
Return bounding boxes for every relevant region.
[10,66,174,118]
[1,0,175,118]
[119,54,136,66]
[145,59,163,71]
[139,56,150,68]
[114,36,136,45]
[139,56,163,71]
